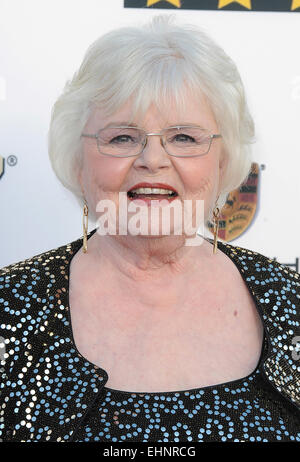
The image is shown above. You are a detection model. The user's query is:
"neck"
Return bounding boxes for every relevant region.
[73,229,217,315]
[86,231,212,284]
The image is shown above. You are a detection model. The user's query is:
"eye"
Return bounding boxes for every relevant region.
[109,134,137,144]
[171,133,196,143]
[99,127,142,145]
[165,127,210,146]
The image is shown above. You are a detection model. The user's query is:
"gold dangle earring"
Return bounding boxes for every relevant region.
[212,199,220,255]
[82,199,89,253]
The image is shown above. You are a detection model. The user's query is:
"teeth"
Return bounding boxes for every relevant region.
[129,188,176,195]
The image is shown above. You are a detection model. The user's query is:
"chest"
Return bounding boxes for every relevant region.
[68,271,264,393]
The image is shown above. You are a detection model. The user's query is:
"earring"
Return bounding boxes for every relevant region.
[212,202,220,255]
[82,199,89,253]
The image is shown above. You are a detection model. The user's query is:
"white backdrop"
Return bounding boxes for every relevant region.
[0,0,299,269]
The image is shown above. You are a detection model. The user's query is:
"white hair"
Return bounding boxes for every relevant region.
[48,14,255,222]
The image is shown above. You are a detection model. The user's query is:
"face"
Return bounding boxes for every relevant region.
[78,88,226,238]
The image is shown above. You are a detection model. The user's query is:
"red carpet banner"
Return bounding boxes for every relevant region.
[124,1,300,12]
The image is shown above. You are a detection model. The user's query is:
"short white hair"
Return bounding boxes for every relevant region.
[48,14,255,220]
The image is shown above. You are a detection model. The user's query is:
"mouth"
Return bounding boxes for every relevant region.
[127,183,179,203]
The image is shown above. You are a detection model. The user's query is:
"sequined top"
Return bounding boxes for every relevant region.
[0,228,300,442]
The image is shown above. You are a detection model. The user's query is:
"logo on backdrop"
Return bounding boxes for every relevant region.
[0,155,17,179]
[124,0,300,12]
[207,162,259,241]
[0,156,4,179]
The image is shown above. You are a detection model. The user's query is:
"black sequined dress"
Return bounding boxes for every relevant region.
[0,228,299,442]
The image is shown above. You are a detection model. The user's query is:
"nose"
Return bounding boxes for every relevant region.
[132,134,172,172]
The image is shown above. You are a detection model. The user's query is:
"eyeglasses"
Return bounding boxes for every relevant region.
[81,125,222,158]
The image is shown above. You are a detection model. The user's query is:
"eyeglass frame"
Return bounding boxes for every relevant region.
[81,125,222,158]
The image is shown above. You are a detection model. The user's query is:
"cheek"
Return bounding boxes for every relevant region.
[81,155,130,205]
[82,158,120,190]
[179,159,219,195]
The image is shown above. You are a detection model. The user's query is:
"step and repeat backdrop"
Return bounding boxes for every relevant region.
[0,0,299,270]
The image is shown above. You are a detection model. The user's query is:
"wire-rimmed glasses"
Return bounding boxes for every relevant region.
[81,125,222,158]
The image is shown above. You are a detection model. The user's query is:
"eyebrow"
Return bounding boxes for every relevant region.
[103,121,139,129]
[102,122,206,129]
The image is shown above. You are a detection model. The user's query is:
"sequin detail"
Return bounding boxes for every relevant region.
[75,366,300,442]
[0,228,299,442]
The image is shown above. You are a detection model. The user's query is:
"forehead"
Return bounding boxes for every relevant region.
[86,88,217,131]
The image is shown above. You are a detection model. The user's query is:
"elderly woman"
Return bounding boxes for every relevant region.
[0,15,299,443]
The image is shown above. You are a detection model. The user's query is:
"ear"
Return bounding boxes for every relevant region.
[216,150,227,200]
[219,148,227,173]
[77,167,85,197]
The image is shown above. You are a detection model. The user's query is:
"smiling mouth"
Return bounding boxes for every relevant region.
[127,190,179,205]
[127,191,178,199]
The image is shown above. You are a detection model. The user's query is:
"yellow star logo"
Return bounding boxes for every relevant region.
[147,0,181,7]
[291,0,300,10]
[218,0,252,9]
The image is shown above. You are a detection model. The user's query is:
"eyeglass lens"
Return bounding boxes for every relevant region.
[97,127,212,157]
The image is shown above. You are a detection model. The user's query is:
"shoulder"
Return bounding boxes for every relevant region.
[217,239,300,290]
[0,230,88,280]
[205,237,300,304]
[0,234,85,373]
[216,239,300,345]
[217,239,300,408]
[217,239,300,322]
[0,229,97,324]
[0,227,96,325]
[0,242,74,312]
[0,233,86,309]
